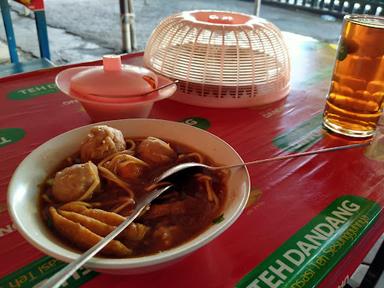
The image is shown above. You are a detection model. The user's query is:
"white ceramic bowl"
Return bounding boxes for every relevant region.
[7,119,250,274]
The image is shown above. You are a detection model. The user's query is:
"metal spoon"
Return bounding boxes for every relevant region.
[156,142,370,182]
[38,185,173,288]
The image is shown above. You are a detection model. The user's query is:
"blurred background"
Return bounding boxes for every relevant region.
[0,0,347,65]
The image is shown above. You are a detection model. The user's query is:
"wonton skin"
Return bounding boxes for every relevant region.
[49,207,131,257]
[60,202,149,241]
[52,161,100,202]
[137,137,176,165]
[80,125,126,162]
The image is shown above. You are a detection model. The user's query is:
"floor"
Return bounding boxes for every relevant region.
[0,41,9,64]
[347,234,384,288]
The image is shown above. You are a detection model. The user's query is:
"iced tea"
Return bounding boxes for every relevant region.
[323,15,384,138]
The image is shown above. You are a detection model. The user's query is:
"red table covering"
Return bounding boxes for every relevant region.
[1,33,383,288]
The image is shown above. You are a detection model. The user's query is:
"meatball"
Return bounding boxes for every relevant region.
[137,137,176,165]
[52,161,100,202]
[80,125,126,162]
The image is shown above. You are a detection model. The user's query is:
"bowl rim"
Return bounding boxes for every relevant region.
[7,118,250,270]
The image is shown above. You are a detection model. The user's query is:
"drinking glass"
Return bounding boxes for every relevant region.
[323,15,384,138]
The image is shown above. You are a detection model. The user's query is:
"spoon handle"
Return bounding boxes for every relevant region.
[218,142,371,170]
[89,80,179,98]
[39,185,173,288]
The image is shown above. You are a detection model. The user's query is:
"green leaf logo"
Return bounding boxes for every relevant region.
[180,117,210,130]
[0,128,25,148]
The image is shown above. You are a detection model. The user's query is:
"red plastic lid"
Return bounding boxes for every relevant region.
[182,11,270,28]
[69,55,158,98]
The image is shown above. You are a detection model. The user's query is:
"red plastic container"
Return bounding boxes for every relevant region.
[55,55,177,121]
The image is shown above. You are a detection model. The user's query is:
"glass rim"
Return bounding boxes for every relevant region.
[344,14,384,28]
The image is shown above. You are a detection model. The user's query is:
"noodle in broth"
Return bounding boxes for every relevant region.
[40,125,228,258]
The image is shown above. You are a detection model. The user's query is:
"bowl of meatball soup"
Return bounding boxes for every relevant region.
[7,119,250,274]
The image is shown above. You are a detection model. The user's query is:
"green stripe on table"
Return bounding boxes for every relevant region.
[8,83,58,100]
[273,113,324,152]
[236,195,381,288]
[0,256,98,288]
[0,128,25,148]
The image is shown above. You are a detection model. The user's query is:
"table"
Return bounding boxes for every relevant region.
[0,32,383,288]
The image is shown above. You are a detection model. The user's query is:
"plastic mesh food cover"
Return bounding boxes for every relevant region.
[144,10,291,108]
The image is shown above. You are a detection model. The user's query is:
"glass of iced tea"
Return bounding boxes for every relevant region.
[323,15,384,138]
